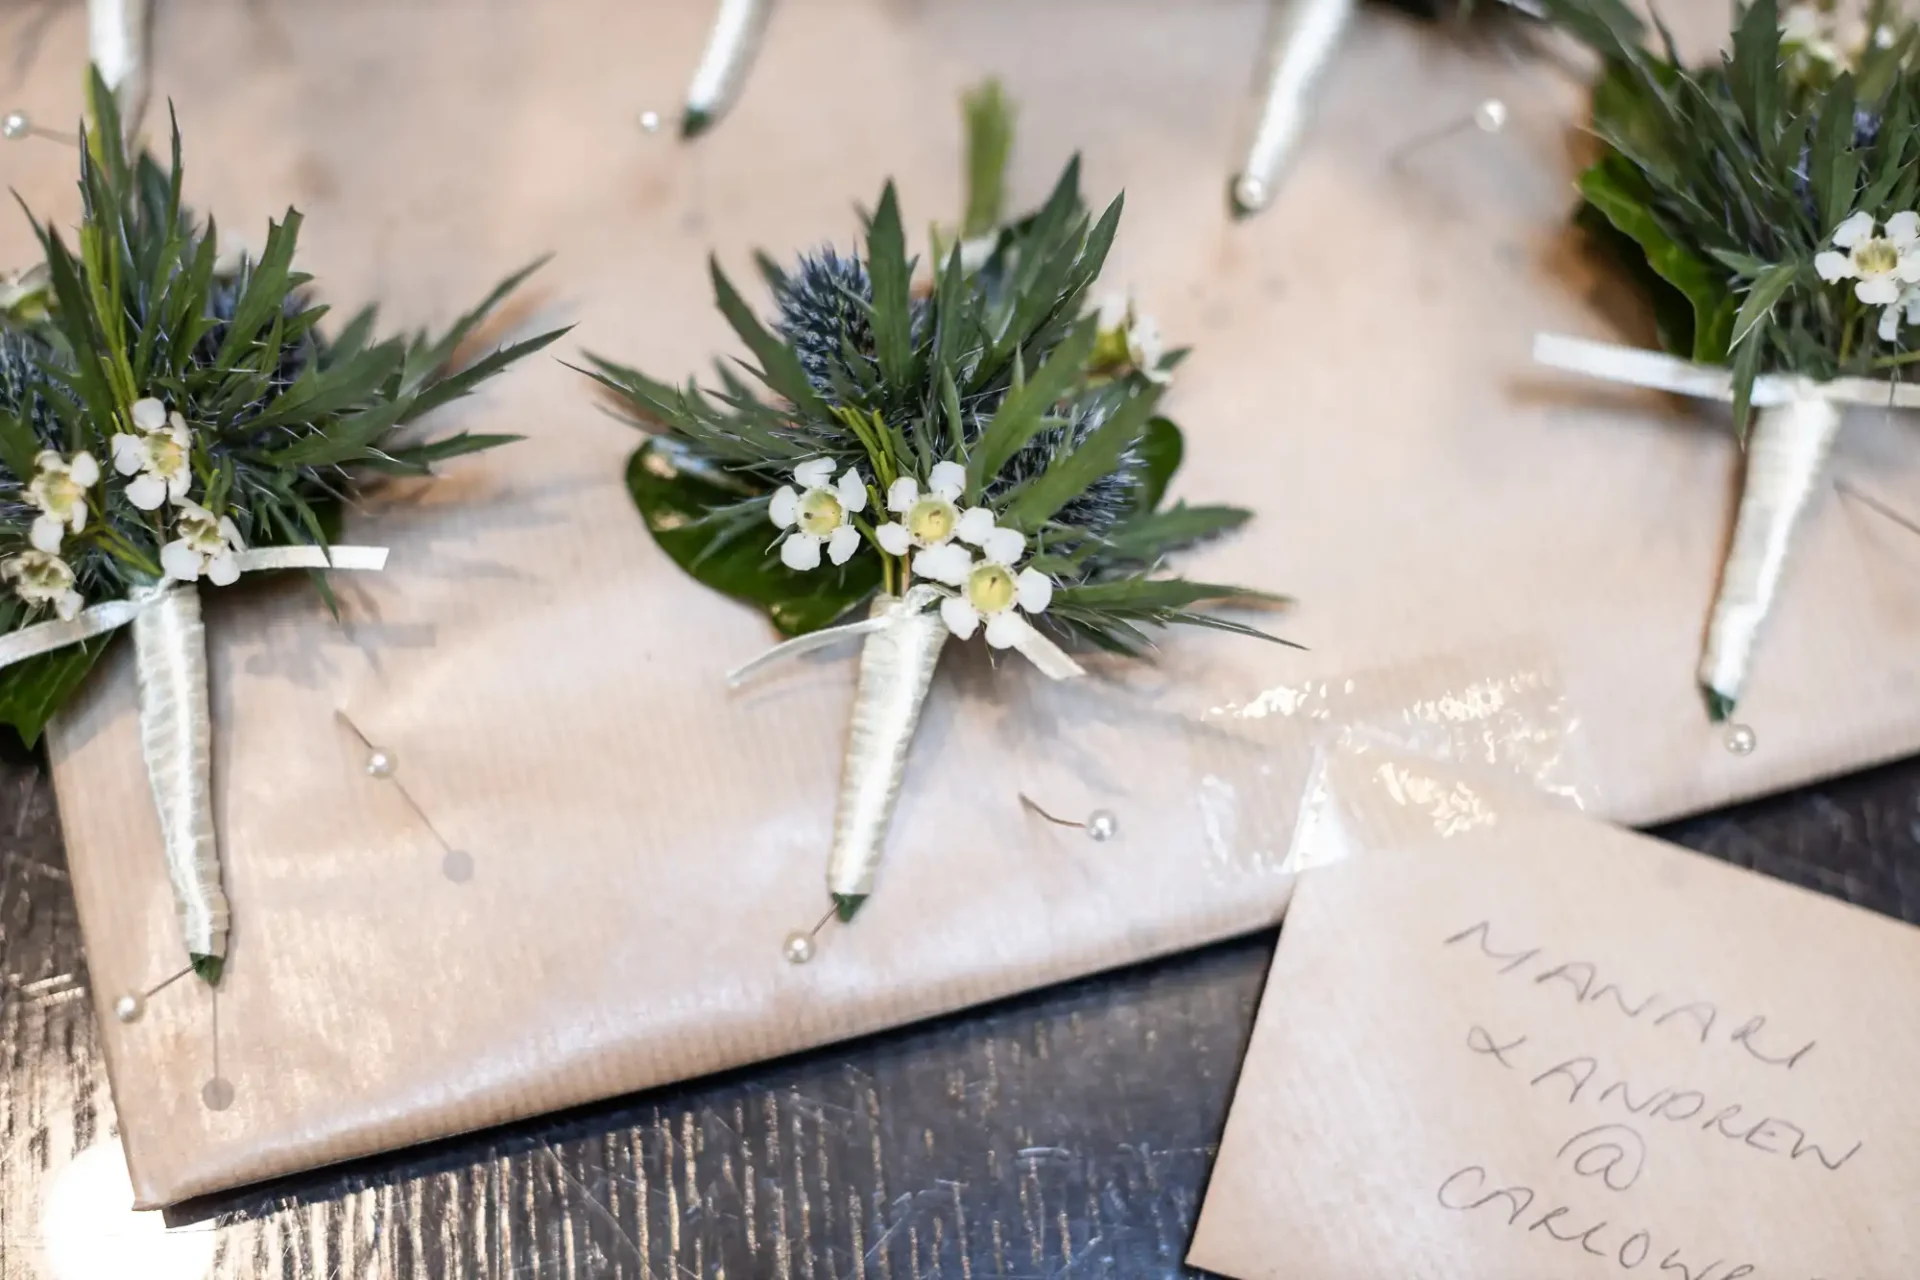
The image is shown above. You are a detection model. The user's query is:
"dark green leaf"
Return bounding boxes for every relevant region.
[0,637,109,747]
[864,183,914,389]
[999,380,1161,532]
[1730,261,1800,349]
[966,316,1099,496]
[628,439,879,637]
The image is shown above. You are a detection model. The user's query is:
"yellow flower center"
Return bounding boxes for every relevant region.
[43,473,84,514]
[907,496,956,545]
[967,562,1017,614]
[796,488,844,536]
[148,432,187,478]
[1856,237,1900,276]
[14,552,71,591]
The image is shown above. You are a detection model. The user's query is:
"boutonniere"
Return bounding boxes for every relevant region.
[585,87,1287,923]
[1536,0,1920,721]
[0,72,564,985]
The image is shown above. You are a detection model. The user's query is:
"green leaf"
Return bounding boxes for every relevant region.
[864,183,914,389]
[1729,0,1782,152]
[965,315,1099,495]
[628,439,879,637]
[710,258,830,419]
[0,637,109,747]
[961,80,1016,239]
[0,407,40,481]
[1577,155,1735,363]
[403,255,552,391]
[1102,503,1250,560]
[1730,261,1800,350]
[1135,416,1184,512]
[1810,73,1861,236]
[213,209,303,369]
[999,380,1163,532]
[398,325,570,425]
[1730,315,1766,438]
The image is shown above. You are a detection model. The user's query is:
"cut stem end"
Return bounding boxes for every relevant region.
[1702,686,1736,723]
[833,894,867,923]
[190,953,224,987]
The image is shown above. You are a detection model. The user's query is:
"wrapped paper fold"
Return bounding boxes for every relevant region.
[16,0,1920,1205]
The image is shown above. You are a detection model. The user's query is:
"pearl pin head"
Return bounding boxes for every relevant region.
[1724,723,1757,756]
[1086,809,1119,842]
[2,111,30,141]
[365,749,396,779]
[783,930,815,965]
[1473,98,1508,134]
[113,993,142,1023]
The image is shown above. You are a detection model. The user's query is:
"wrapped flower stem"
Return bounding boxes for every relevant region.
[826,593,948,919]
[132,585,229,984]
[1699,397,1843,719]
[1231,0,1357,217]
[682,0,773,138]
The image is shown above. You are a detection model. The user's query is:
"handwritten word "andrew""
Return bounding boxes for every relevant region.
[1437,1164,1756,1279]
[1444,921,1816,1070]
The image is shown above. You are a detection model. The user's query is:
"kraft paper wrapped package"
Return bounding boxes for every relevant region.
[1186,740,1920,1277]
[9,0,1920,1204]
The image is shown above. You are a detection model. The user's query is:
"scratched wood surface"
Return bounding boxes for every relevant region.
[0,734,1916,1278]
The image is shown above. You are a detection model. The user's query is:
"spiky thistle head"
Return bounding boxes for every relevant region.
[772,248,878,398]
[0,328,64,448]
[987,393,1144,543]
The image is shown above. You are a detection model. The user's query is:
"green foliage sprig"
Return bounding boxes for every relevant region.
[0,69,566,743]
[1548,0,1920,430]
[589,85,1284,657]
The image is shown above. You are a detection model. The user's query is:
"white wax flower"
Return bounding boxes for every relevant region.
[2,549,83,620]
[768,457,867,571]
[1815,212,1920,333]
[161,500,245,586]
[113,398,194,510]
[1095,293,1171,385]
[25,449,100,553]
[912,505,1057,648]
[875,460,967,556]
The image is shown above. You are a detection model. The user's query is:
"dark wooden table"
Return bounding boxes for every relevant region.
[2,734,1916,1279]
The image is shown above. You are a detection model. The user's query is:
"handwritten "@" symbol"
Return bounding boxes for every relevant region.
[1556,1124,1648,1192]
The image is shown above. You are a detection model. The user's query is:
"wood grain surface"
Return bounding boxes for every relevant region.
[1,733,1916,1277]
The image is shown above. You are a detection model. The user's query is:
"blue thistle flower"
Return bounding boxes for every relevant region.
[772,249,879,399]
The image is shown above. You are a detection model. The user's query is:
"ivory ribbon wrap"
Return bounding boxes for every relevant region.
[826,591,948,910]
[0,545,387,983]
[1231,0,1356,215]
[133,585,228,980]
[1535,332,1920,716]
[729,583,1084,915]
[1699,398,1841,716]
[682,0,773,136]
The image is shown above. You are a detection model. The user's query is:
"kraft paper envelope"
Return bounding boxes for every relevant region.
[10,0,1920,1204]
[1187,797,1920,1279]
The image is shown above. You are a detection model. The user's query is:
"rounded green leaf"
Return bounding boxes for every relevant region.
[627,439,879,637]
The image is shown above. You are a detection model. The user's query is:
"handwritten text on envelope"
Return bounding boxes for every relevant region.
[1186,808,1920,1280]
